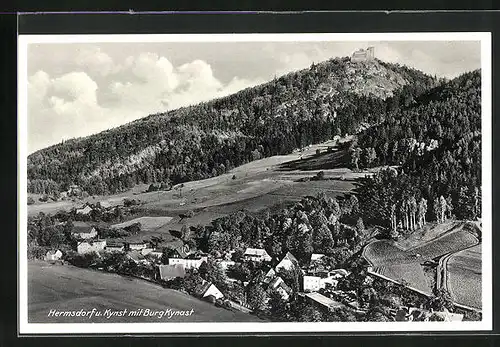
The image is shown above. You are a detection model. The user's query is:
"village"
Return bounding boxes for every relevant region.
[35,190,467,323]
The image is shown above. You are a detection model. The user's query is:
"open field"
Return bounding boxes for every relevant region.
[364,221,482,309]
[408,224,479,260]
[111,216,173,231]
[371,263,432,295]
[445,244,482,310]
[28,261,263,323]
[363,240,424,267]
[396,221,460,250]
[28,138,372,232]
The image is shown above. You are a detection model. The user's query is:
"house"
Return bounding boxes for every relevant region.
[77,240,106,254]
[243,248,272,262]
[262,268,276,285]
[219,260,236,271]
[169,244,191,259]
[310,253,325,262]
[126,250,149,264]
[72,222,98,239]
[275,252,299,272]
[168,254,208,269]
[148,249,164,258]
[194,279,224,300]
[68,184,82,196]
[267,276,293,301]
[305,292,346,311]
[141,247,163,257]
[44,249,62,261]
[128,242,147,251]
[158,264,186,281]
[105,243,125,252]
[303,275,338,292]
[98,201,112,209]
[76,204,93,216]
[329,269,350,279]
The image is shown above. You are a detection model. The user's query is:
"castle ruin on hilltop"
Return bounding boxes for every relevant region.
[351,46,375,62]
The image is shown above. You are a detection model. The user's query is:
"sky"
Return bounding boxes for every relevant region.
[26,40,481,153]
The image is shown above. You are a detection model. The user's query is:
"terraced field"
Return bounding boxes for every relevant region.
[364,221,482,307]
[409,226,479,260]
[363,240,424,267]
[371,263,432,295]
[445,244,482,310]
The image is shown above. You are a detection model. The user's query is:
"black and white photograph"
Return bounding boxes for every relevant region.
[18,32,492,333]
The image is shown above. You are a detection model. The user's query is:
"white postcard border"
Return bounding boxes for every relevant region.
[18,31,492,334]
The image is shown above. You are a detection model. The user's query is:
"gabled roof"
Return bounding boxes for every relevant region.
[311,253,325,262]
[305,292,345,309]
[127,250,146,262]
[244,248,270,257]
[171,246,189,258]
[158,264,186,280]
[193,279,221,298]
[46,249,62,256]
[72,221,95,234]
[76,205,93,214]
[268,276,293,296]
[262,268,276,284]
[193,280,213,297]
[282,252,299,263]
[98,201,112,208]
[106,241,124,248]
[329,269,349,277]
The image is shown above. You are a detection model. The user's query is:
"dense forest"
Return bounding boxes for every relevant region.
[351,70,481,234]
[28,57,437,195]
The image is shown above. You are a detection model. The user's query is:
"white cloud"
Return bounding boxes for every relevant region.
[75,46,115,76]
[108,53,262,112]
[28,52,263,153]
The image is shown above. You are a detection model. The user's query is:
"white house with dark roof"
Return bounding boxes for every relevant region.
[72,221,98,240]
[243,248,272,262]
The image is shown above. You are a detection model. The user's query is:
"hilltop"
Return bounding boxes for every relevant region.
[28,56,437,196]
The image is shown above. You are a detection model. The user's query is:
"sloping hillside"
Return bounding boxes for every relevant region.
[28,57,436,196]
[355,70,481,229]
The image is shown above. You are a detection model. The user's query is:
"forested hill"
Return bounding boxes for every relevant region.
[28,56,437,195]
[354,69,481,230]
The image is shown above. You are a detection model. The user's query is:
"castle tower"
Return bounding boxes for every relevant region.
[366,46,375,60]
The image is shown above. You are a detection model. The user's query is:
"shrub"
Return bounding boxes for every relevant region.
[27,197,35,205]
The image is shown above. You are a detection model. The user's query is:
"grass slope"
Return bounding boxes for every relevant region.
[28,261,263,323]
